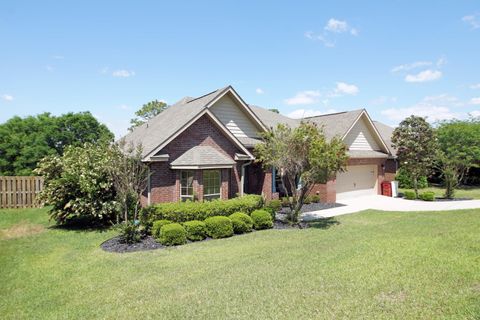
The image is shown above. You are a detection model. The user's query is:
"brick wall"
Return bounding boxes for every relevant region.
[147,114,243,204]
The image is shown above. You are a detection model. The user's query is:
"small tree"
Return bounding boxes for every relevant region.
[392,115,437,198]
[108,140,151,223]
[255,122,348,223]
[129,100,168,130]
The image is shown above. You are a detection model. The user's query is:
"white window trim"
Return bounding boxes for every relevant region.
[203,170,221,200]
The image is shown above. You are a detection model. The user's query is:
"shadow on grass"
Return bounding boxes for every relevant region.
[304,217,340,229]
[48,216,111,233]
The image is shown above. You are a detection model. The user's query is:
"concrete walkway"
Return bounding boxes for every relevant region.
[302,195,480,219]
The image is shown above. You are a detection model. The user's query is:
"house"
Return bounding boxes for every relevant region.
[122,86,397,205]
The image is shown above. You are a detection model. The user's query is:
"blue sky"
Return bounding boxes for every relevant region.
[1,1,480,137]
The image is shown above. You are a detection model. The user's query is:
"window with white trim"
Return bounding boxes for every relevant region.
[180,170,194,201]
[203,170,221,201]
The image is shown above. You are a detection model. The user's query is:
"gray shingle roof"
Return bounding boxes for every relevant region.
[303,109,365,140]
[170,146,236,167]
[248,105,300,129]
[347,150,389,158]
[373,121,396,156]
[122,87,229,158]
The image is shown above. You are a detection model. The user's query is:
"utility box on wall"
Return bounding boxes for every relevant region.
[381,181,392,197]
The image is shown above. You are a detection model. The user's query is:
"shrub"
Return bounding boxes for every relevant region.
[311,195,321,203]
[251,209,273,230]
[267,199,282,212]
[183,220,207,241]
[281,197,290,207]
[419,191,435,201]
[396,167,428,189]
[204,216,233,239]
[141,194,263,224]
[151,219,173,239]
[403,190,416,200]
[229,212,253,234]
[117,221,143,244]
[159,223,187,246]
[303,195,313,205]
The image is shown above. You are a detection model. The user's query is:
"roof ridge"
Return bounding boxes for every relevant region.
[185,86,230,104]
[303,108,364,119]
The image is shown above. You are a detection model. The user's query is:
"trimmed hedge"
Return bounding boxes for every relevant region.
[183,220,207,241]
[404,191,416,200]
[152,219,173,239]
[311,195,321,203]
[229,212,253,234]
[204,216,233,239]
[159,223,187,246]
[251,209,273,230]
[267,199,282,212]
[419,191,435,201]
[141,194,263,224]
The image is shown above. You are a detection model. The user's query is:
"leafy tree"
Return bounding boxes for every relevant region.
[255,122,348,223]
[35,143,118,224]
[268,108,280,114]
[392,116,437,198]
[0,112,113,175]
[435,118,480,197]
[129,100,168,130]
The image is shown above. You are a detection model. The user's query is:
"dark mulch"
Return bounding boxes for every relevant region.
[101,236,165,253]
[434,197,473,201]
[279,202,344,215]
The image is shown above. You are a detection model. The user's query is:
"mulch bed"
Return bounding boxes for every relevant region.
[279,202,344,214]
[101,219,310,253]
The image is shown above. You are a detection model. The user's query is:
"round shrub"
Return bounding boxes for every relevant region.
[251,209,273,230]
[281,197,290,207]
[419,191,435,201]
[229,212,254,234]
[311,195,321,203]
[159,223,187,246]
[303,196,313,205]
[152,219,173,239]
[267,199,282,212]
[403,190,416,200]
[204,216,233,239]
[183,220,207,241]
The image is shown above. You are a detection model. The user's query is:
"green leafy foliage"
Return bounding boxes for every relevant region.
[151,220,173,239]
[251,209,273,230]
[267,199,282,212]
[0,112,113,175]
[117,221,144,244]
[392,116,437,197]
[403,190,417,200]
[204,216,233,239]
[395,167,428,189]
[129,100,168,130]
[35,143,118,223]
[183,220,207,241]
[141,195,263,224]
[419,191,435,201]
[159,223,187,246]
[255,122,347,222]
[311,195,321,203]
[228,212,253,234]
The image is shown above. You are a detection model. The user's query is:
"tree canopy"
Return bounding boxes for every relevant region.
[0,112,113,176]
[392,115,437,197]
[255,122,347,222]
[129,100,168,130]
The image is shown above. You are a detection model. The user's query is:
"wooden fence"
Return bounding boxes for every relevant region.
[0,176,44,209]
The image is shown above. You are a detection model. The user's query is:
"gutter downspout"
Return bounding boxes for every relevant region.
[240,160,252,196]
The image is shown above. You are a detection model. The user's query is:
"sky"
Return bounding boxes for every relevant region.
[1,0,480,138]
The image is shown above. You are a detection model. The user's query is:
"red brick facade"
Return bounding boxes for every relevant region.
[142,114,251,204]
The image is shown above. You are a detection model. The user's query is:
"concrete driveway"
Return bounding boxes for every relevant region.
[302,195,480,219]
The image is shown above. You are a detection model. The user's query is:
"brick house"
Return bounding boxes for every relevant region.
[122,86,396,205]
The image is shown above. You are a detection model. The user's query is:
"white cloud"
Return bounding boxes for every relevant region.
[469,110,480,117]
[52,55,64,60]
[470,97,480,105]
[334,82,359,95]
[2,94,14,101]
[287,108,338,119]
[391,61,432,73]
[255,88,264,94]
[381,94,463,123]
[436,56,447,67]
[325,19,348,33]
[462,14,480,29]
[405,70,442,83]
[304,31,335,47]
[112,69,135,78]
[284,90,321,105]
[470,83,480,89]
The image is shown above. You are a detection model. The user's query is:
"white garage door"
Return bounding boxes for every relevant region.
[336,165,377,200]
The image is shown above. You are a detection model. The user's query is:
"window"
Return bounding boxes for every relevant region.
[203,170,221,201]
[180,170,194,201]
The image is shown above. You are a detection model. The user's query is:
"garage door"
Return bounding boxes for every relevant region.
[336,165,377,200]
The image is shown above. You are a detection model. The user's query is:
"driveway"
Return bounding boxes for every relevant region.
[302,195,480,219]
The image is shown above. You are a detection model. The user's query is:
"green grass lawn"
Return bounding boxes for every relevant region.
[399,185,480,200]
[1,208,480,319]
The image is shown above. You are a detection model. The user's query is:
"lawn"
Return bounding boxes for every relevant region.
[1,208,480,319]
[399,185,480,200]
